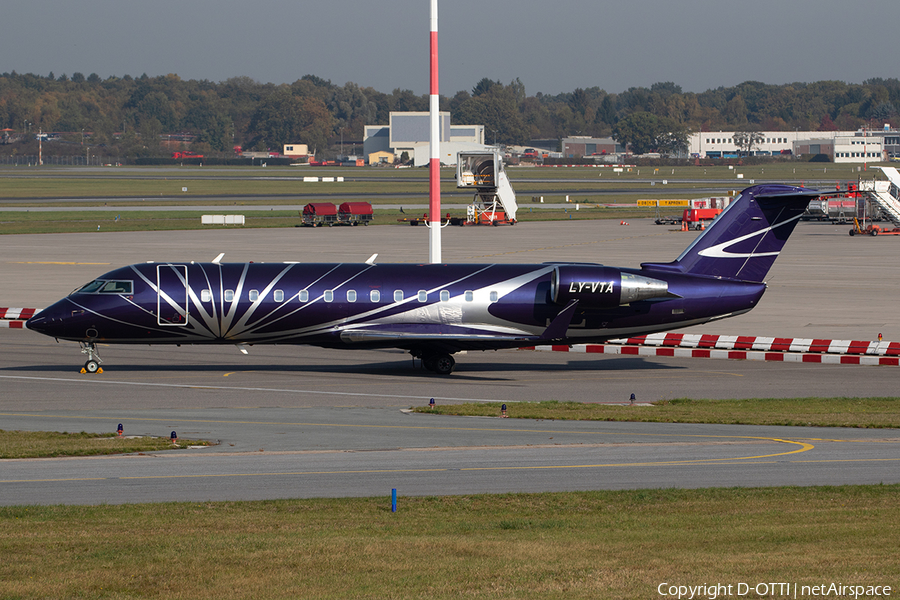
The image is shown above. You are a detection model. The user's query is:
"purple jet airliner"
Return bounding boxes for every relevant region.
[27,184,823,374]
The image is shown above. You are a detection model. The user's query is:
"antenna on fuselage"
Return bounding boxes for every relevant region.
[212,253,225,264]
[365,254,378,265]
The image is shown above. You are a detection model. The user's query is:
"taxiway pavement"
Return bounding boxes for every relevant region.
[2,217,899,504]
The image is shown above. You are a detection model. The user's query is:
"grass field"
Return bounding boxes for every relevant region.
[1,487,897,599]
[0,161,888,234]
[2,404,897,598]
[0,161,880,199]
[0,430,210,459]
[413,397,900,429]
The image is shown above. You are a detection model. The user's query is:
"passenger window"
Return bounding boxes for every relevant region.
[274,290,284,302]
[347,290,357,302]
[299,290,309,302]
[249,290,259,301]
[490,291,499,302]
[224,290,234,302]
[440,290,450,302]
[324,290,334,302]
[370,290,380,302]
[394,290,403,302]
[465,290,474,302]
[201,289,212,302]
[418,290,427,303]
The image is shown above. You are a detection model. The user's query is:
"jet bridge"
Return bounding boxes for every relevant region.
[456,150,518,225]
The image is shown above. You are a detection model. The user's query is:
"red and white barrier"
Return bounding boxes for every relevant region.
[607,332,900,356]
[0,307,40,330]
[0,308,40,320]
[522,332,900,366]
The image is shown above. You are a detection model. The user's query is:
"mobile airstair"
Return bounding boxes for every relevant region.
[455,150,518,225]
[858,166,900,227]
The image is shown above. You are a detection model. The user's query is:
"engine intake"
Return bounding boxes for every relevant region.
[551,266,670,308]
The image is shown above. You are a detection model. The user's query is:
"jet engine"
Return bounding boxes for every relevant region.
[551,265,671,308]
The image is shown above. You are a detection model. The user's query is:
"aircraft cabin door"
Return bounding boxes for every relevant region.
[157,264,189,326]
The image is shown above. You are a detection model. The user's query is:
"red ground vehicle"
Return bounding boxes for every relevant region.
[301,203,338,227]
[682,208,722,230]
[849,218,900,236]
[338,202,373,226]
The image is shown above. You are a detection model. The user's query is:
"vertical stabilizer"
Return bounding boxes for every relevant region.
[642,184,822,282]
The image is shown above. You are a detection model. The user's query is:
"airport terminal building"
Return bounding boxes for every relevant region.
[363,112,489,166]
[545,130,898,164]
[689,127,899,162]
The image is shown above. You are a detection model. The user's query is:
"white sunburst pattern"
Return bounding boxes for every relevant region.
[121,261,557,347]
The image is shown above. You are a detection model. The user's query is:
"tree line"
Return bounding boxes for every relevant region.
[1,71,899,158]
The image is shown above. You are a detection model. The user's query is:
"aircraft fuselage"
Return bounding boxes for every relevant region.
[30,261,764,352]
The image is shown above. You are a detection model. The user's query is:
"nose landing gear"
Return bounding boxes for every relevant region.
[80,341,103,374]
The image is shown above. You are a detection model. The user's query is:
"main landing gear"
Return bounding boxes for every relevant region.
[80,341,103,374]
[413,351,456,375]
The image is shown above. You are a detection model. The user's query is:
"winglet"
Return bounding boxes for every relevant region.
[539,300,579,341]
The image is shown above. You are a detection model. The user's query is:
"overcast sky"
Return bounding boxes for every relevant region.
[4,0,898,96]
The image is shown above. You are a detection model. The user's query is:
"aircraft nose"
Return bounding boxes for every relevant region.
[25,309,55,334]
[25,302,75,337]
[24,314,45,333]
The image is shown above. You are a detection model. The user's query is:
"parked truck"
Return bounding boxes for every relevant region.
[682,208,722,230]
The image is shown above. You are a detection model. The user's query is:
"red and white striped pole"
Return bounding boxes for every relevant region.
[428,0,441,263]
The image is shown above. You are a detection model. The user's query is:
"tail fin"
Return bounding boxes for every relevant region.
[642,184,822,282]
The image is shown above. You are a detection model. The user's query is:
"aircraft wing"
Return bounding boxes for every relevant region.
[339,324,539,352]
[337,301,579,352]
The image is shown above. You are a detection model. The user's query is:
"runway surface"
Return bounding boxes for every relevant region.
[2,216,899,504]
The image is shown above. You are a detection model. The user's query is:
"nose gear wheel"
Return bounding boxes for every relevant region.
[80,341,103,374]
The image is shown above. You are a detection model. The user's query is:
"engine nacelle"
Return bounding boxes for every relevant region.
[551,266,670,308]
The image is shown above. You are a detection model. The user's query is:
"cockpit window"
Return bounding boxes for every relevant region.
[75,280,106,294]
[100,281,133,294]
[73,279,133,295]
